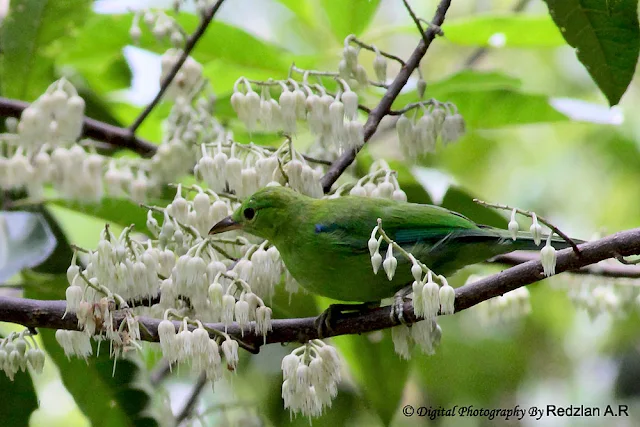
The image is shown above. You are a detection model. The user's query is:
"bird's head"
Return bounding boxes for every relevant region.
[208,186,304,241]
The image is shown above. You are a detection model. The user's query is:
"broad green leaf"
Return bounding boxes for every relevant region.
[334,331,409,426]
[48,197,166,234]
[414,322,528,406]
[442,14,565,47]
[31,207,75,275]
[441,186,508,228]
[394,71,567,128]
[321,0,381,43]
[60,14,292,77]
[426,70,522,93]
[202,61,276,97]
[24,278,159,427]
[0,334,39,426]
[273,0,317,30]
[0,0,91,100]
[543,0,640,106]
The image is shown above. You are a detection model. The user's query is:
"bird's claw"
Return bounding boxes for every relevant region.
[390,285,413,325]
[315,302,378,339]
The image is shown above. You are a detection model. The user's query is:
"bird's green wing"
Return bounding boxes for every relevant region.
[312,197,489,254]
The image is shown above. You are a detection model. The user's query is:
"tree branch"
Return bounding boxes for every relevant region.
[320,0,452,193]
[490,251,640,279]
[2,227,640,353]
[0,96,158,157]
[128,0,226,134]
[175,372,208,426]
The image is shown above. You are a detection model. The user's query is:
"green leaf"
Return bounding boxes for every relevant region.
[321,0,381,43]
[273,0,317,30]
[442,14,565,47]
[543,0,640,105]
[24,279,159,427]
[394,71,567,128]
[0,334,39,426]
[0,0,91,100]
[31,207,75,275]
[333,331,409,426]
[60,14,292,77]
[441,186,508,228]
[414,323,527,406]
[48,197,166,234]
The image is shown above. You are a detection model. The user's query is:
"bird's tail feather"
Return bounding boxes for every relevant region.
[495,229,584,251]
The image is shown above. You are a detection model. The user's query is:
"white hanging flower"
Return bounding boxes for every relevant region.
[540,233,557,277]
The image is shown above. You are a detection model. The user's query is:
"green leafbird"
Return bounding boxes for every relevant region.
[209,186,575,302]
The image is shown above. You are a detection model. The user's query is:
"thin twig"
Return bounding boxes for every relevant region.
[175,372,208,426]
[150,360,173,386]
[473,198,581,255]
[0,96,157,157]
[129,0,227,134]
[3,227,640,350]
[462,0,531,69]
[490,252,640,278]
[349,38,407,66]
[320,0,452,192]
[402,0,429,44]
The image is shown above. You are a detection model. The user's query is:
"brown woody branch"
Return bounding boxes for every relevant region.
[0,96,157,157]
[320,0,452,192]
[2,227,640,353]
[129,0,226,134]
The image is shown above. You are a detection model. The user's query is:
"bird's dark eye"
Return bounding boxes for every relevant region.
[243,208,255,220]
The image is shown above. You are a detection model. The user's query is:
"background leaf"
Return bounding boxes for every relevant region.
[543,0,640,105]
[442,14,565,48]
[394,71,567,128]
[320,0,381,43]
[333,331,409,426]
[0,0,91,100]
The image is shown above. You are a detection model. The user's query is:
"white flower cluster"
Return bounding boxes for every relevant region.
[130,8,184,46]
[196,142,280,197]
[160,49,204,101]
[411,271,455,319]
[468,276,531,327]
[281,341,342,419]
[196,139,324,198]
[338,35,378,87]
[0,75,215,203]
[0,79,97,199]
[232,242,283,301]
[153,184,234,242]
[508,210,557,277]
[391,319,442,359]
[157,319,236,380]
[396,103,466,159]
[564,275,629,319]
[0,331,45,381]
[329,160,407,202]
[230,78,365,154]
[55,330,93,360]
[367,220,455,320]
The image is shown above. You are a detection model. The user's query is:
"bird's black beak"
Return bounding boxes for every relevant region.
[209,216,242,235]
